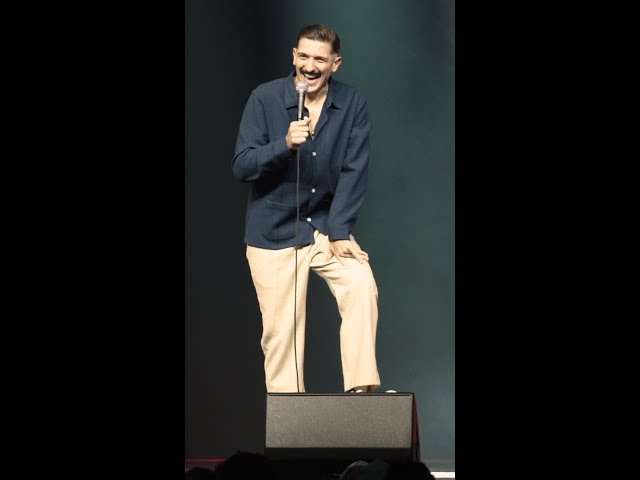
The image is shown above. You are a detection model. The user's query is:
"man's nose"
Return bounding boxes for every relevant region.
[304,59,316,71]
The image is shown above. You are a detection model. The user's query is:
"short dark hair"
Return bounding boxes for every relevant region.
[296,24,341,54]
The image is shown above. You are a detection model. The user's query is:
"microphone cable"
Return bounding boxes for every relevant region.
[293,81,308,393]
[294,143,300,393]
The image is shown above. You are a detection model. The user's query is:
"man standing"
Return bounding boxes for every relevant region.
[233,24,380,394]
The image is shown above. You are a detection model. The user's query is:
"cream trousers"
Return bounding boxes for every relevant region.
[246,230,381,393]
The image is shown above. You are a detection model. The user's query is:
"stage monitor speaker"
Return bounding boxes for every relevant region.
[265,392,420,463]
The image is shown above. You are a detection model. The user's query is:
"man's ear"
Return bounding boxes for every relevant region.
[332,55,343,73]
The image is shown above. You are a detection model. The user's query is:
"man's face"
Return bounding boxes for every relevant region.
[292,38,342,95]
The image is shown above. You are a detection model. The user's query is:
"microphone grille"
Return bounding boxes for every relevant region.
[296,82,309,93]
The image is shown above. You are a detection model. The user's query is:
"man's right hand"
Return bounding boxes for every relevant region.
[286,118,311,150]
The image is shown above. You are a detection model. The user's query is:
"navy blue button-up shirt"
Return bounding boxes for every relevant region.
[233,72,371,249]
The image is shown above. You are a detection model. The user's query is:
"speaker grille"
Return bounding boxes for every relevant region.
[265,393,417,460]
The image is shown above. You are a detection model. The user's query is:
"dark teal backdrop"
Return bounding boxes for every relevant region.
[185,0,454,468]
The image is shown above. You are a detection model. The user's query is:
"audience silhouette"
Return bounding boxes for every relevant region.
[186,452,437,480]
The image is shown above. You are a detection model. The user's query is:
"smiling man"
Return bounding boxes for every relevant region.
[233,24,381,394]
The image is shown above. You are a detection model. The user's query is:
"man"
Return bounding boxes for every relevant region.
[233,24,380,393]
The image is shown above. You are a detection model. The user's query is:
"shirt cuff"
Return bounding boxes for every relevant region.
[327,225,351,241]
[275,136,293,160]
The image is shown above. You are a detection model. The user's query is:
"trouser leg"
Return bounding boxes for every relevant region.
[246,245,310,392]
[309,232,381,392]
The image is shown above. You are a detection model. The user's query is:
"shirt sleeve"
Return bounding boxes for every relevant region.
[327,94,370,241]
[232,90,292,182]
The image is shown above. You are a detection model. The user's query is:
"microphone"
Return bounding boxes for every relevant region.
[295,82,308,121]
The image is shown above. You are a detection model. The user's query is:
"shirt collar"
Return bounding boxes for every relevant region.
[284,71,344,110]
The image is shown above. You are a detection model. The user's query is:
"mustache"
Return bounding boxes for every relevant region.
[300,70,320,78]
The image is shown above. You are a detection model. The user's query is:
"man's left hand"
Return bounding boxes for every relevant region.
[327,235,370,265]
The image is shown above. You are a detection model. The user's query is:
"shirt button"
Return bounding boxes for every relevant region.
[306,217,312,222]
[311,188,316,193]
[312,152,317,156]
